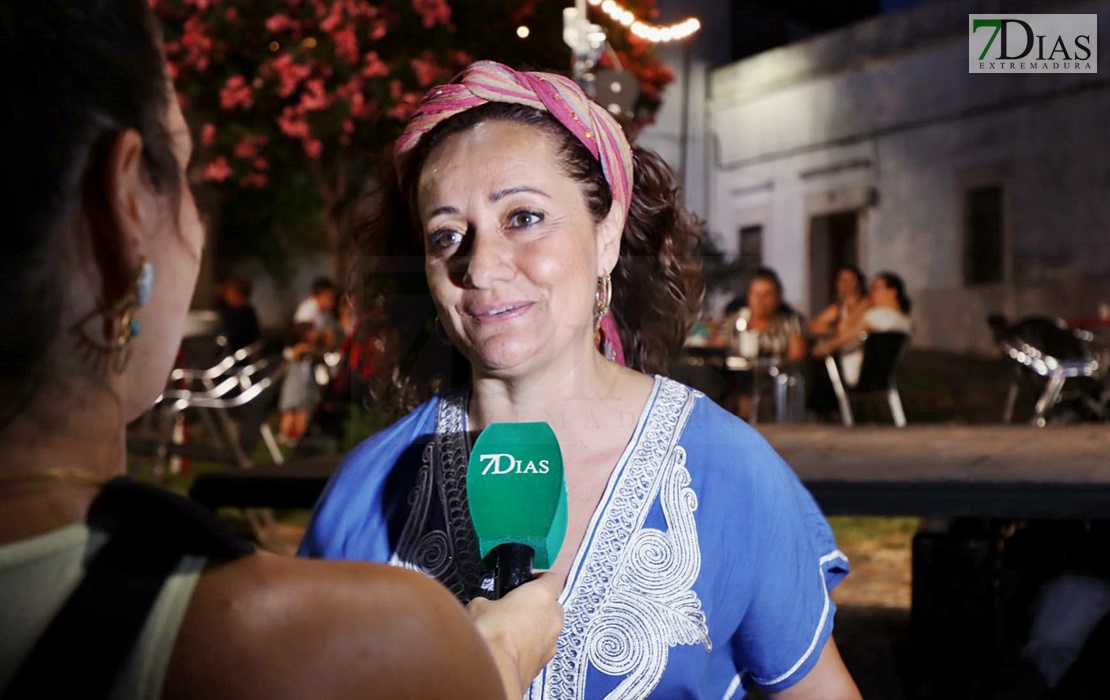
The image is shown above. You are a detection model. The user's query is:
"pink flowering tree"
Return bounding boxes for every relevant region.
[155,0,675,271]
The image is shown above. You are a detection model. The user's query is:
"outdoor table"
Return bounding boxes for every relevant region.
[725,356,806,424]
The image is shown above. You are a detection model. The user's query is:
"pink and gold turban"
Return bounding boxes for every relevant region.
[394,60,634,219]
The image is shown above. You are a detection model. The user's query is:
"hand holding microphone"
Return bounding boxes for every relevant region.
[467,421,568,598]
[466,422,568,697]
[467,573,564,699]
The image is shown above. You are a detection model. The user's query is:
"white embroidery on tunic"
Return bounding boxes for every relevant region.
[539,378,710,700]
[395,378,710,698]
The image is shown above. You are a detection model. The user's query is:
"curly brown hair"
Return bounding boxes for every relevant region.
[356,102,704,416]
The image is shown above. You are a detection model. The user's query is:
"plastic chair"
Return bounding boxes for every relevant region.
[826,331,910,427]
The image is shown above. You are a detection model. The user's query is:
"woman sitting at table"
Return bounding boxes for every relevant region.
[718,266,807,362]
[715,266,806,419]
[301,61,859,699]
[813,271,913,386]
[808,266,870,339]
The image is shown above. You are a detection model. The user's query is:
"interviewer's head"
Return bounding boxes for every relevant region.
[0,0,203,431]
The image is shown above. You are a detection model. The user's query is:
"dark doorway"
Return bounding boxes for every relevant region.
[809,211,860,315]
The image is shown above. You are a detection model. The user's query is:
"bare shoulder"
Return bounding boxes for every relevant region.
[163,552,503,700]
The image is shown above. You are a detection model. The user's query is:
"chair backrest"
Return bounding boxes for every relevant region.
[1011,317,1088,361]
[987,313,1010,343]
[854,332,909,392]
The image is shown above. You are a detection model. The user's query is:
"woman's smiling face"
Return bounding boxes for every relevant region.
[417,119,620,379]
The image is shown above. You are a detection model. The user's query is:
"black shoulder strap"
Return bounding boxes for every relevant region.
[2,477,253,699]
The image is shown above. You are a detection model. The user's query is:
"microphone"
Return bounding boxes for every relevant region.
[467,422,567,599]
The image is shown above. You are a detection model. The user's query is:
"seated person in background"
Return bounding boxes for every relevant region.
[215,274,260,352]
[808,266,870,339]
[714,266,806,419]
[813,271,913,386]
[718,266,807,362]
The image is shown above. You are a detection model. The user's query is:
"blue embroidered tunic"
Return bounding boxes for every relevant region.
[300,377,849,698]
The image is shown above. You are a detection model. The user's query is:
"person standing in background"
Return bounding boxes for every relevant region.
[293,276,338,350]
[215,274,261,352]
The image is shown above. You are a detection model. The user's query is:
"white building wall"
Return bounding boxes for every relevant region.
[707,0,1110,353]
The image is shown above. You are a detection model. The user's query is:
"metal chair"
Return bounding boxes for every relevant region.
[826,331,910,427]
[152,355,288,472]
[989,315,1102,427]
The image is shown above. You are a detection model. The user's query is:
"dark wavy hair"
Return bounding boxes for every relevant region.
[875,271,912,314]
[358,101,704,416]
[838,265,867,298]
[0,0,179,427]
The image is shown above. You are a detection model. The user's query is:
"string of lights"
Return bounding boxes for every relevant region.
[587,0,700,43]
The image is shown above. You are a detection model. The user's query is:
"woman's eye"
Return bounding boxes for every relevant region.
[507,210,544,228]
[428,228,462,251]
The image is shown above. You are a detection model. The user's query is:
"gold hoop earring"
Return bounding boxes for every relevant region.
[594,273,612,326]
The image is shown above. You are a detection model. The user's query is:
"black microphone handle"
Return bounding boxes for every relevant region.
[492,542,535,599]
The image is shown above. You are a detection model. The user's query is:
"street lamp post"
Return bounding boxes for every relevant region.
[562,0,605,97]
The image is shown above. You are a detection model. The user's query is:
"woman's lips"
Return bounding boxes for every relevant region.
[467,301,534,324]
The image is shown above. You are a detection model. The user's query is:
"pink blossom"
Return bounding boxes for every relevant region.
[166,61,179,80]
[303,138,322,159]
[265,13,293,33]
[320,4,343,33]
[348,91,370,119]
[342,119,354,134]
[267,54,312,98]
[201,123,216,147]
[361,51,389,78]
[239,173,268,188]
[412,0,451,28]
[387,92,420,121]
[219,75,254,110]
[180,16,213,72]
[410,55,441,87]
[204,156,232,182]
[253,158,269,171]
[233,135,259,159]
[299,78,328,111]
[332,26,359,64]
[277,105,311,139]
[224,8,238,21]
[369,18,388,41]
[389,79,402,100]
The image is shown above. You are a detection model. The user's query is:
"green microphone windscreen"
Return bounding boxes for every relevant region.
[467,422,567,570]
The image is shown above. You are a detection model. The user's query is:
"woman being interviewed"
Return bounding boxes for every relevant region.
[301,61,860,699]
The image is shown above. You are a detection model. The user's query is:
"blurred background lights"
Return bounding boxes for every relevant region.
[586,0,700,44]
[517,25,530,38]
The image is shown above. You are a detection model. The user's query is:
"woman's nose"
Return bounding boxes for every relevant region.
[461,230,512,289]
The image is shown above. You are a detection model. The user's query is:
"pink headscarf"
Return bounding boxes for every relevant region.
[395,60,633,220]
[395,60,631,365]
